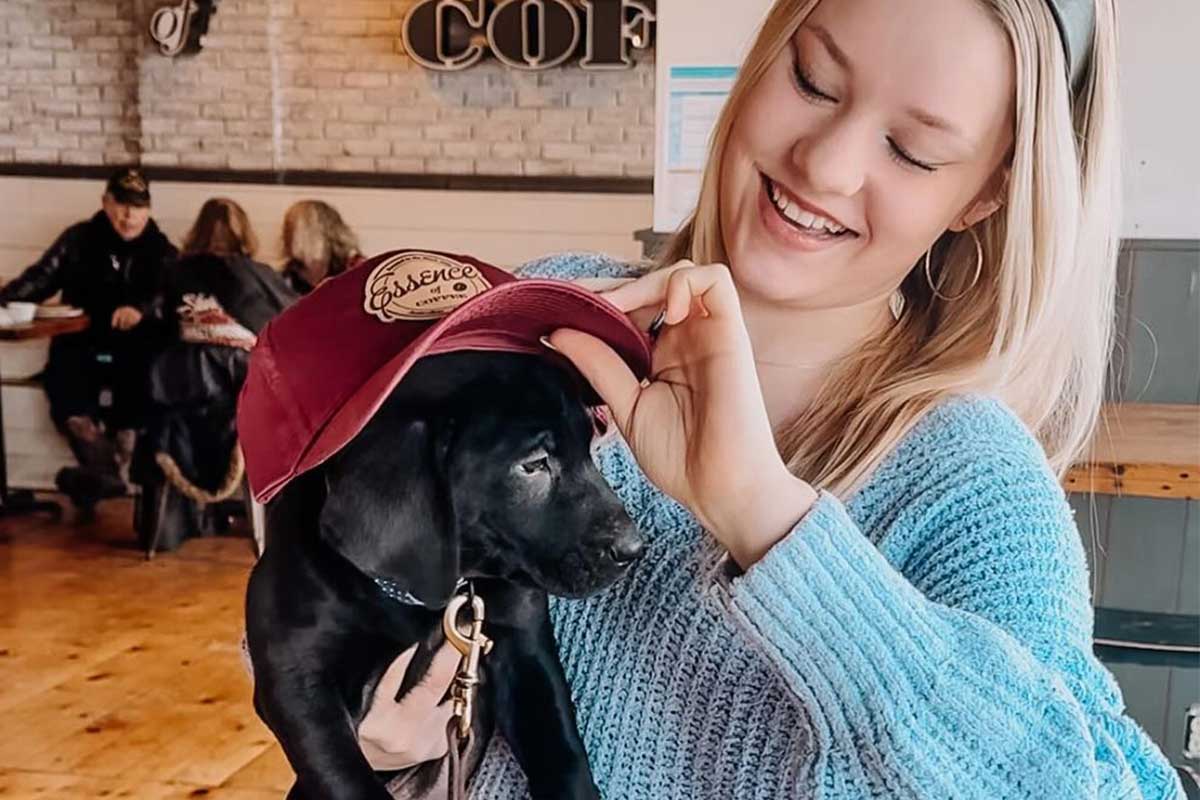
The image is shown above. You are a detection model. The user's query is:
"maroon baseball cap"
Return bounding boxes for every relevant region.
[237,248,652,504]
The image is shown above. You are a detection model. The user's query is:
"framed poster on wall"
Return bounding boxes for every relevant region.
[652,0,772,233]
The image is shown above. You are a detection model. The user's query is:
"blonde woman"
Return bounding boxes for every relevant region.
[355,0,1185,796]
[280,199,363,294]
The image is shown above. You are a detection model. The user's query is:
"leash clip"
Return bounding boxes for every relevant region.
[442,583,493,741]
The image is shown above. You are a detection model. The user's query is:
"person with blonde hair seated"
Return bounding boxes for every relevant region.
[280,200,363,295]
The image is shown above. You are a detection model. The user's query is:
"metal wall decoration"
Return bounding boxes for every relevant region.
[402,0,656,72]
[148,0,220,58]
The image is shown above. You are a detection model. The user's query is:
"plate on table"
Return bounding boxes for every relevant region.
[35,305,84,319]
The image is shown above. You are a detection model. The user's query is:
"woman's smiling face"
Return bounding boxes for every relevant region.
[719,0,1017,311]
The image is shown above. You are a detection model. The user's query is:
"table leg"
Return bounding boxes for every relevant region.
[0,359,61,520]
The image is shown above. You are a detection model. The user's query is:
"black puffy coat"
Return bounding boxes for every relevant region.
[133,254,297,494]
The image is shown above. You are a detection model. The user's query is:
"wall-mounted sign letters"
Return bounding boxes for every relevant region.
[149,0,219,57]
[403,0,657,71]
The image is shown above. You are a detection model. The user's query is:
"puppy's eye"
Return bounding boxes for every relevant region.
[518,455,551,476]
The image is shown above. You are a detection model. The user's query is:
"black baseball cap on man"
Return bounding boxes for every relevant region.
[105,167,151,207]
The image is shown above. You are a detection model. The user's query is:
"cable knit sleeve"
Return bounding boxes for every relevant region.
[514,251,646,282]
[712,399,1184,800]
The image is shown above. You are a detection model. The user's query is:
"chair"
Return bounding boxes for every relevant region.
[135,443,263,558]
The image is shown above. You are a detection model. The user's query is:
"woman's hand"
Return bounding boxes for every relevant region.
[548,261,818,569]
[357,642,462,771]
[571,277,635,292]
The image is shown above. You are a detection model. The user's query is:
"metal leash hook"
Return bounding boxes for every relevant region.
[441,584,493,741]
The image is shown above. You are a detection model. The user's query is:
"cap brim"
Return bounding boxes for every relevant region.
[108,191,151,207]
[287,279,651,489]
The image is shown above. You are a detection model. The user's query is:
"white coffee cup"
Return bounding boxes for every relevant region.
[6,302,36,324]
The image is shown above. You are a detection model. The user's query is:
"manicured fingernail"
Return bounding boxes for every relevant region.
[647,309,667,341]
[539,335,560,352]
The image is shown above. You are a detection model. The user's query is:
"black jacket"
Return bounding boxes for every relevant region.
[134,254,297,493]
[0,211,177,342]
[163,253,298,340]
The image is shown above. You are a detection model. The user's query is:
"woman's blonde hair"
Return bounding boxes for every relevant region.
[182,197,259,259]
[281,200,361,283]
[659,0,1121,497]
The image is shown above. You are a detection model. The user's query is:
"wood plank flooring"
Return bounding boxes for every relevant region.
[0,497,294,798]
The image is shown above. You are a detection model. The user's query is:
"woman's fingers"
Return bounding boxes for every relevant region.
[664,263,742,321]
[359,642,462,769]
[627,306,662,331]
[373,643,418,703]
[598,259,694,313]
[572,277,635,292]
[546,329,642,433]
[600,261,740,332]
[423,640,464,703]
[373,640,461,706]
[664,267,701,325]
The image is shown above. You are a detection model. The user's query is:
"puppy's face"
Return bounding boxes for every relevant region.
[320,352,644,604]
[441,360,644,598]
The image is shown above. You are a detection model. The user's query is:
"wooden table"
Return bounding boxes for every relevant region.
[1064,404,1200,670]
[0,313,90,517]
[1065,403,1200,500]
[0,314,90,341]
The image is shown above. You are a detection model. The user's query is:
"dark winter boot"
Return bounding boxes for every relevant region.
[55,467,125,521]
[63,416,118,472]
[59,416,126,517]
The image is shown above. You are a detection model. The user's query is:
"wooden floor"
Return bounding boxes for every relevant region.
[0,496,294,799]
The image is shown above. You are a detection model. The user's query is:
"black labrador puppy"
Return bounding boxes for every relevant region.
[245,351,645,800]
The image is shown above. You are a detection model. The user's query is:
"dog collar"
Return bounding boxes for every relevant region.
[375,576,467,608]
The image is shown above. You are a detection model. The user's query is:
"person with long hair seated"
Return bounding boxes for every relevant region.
[280,199,363,295]
[132,198,296,552]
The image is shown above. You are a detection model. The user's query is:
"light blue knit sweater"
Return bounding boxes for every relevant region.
[465,253,1184,799]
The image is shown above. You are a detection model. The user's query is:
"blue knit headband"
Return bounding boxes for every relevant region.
[1046,0,1096,92]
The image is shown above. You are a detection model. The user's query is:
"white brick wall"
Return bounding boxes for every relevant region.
[0,0,657,178]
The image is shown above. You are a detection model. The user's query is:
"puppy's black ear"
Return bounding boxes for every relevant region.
[319,417,460,607]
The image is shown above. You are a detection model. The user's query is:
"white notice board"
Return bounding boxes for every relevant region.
[656,65,737,230]
[652,0,772,232]
[652,0,1199,239]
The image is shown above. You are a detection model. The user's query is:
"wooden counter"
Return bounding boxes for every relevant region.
[1065,403,1200,499]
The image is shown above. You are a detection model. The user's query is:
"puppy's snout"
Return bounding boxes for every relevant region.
[606,531,646,566]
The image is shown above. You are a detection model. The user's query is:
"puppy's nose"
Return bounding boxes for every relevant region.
[607,533,646,566]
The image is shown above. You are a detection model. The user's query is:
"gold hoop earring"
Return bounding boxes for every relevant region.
[924,227,984,302]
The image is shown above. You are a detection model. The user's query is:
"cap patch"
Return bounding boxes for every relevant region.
[117,170,148,193]
[363,251,493,322]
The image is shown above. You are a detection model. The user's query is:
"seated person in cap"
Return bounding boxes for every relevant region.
[0,167,178,516]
